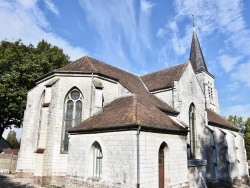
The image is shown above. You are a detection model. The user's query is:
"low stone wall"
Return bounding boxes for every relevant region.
[0,154,18,174]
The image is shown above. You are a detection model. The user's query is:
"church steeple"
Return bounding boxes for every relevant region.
[189,28,208,73]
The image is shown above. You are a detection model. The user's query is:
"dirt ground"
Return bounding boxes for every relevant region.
[0,174,42,188]
[1,173,250,188]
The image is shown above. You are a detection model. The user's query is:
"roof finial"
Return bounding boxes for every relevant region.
[192,14,195,28]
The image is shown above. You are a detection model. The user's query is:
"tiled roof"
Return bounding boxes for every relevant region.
[2,149,19,155]
[57,56,178,114]
[207,108,239,131]
[0,137,12,149]
[140,62,189,92]
[69,95,187,134]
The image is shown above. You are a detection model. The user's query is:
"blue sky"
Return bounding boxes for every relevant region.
[1,0,250,137]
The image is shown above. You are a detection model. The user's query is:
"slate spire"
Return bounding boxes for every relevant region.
[189,28,208,73]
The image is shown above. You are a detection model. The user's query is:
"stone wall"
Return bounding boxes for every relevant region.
[16,73,129,185]
[0,154,18,174]
[205,125,249,187]
[68,131,136,188]
[68,131,189,188]
[139,132,189,188]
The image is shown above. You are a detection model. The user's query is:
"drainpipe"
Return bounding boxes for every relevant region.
[172,85,174,109]
[89,73,94,116]
[137,125,141,188]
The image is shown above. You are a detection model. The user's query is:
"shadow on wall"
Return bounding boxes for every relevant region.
[201,127,244,188]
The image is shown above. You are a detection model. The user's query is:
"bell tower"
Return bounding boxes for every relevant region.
[189,27,220,113]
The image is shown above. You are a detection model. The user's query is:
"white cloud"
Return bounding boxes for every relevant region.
[78,0,154,68]
[17,0,38,9]
[44,0,60,16]
[219,54,242,73]
[158,0,248,58]
[155,0,250,90]
[156,28,165,38]
[0,1,87,60]
[223,104,250,120]
[232,61,250,87]
[227,81,240,91]
[227,95,238,101]
[140,0,154,14]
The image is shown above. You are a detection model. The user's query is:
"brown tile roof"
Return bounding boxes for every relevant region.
[69,95,187,134]
[57,56,178,114]
[206,108,239,131]
[140,62,189,92]
[2,149,19,155]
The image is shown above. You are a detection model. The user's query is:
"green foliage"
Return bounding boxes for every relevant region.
[6,130,20,149]
[245,136,250,159]
[0,39,69,137]
[244,118,250,138]
[227,115,245,132]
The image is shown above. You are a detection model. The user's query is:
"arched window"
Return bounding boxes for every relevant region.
[62,88,83,152]
[189,103,196,158]
[90,142,103,178]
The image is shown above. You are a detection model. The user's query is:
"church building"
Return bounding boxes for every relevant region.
[16,29,249,187]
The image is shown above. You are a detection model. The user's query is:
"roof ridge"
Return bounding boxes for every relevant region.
[140,61,189,78]
[84,56,99,72]
[86,56,137,77]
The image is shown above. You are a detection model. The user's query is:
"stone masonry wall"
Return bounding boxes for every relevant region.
[68,131,188,188]
[16,73,129,183]
[206,125,249,186]
[68,131,136,188]
[16,83,45,176]
[139,132,189,188]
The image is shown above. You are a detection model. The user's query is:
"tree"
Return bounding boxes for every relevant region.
[227,115,245,133]
[0,39,69,138]
[244,118,250,159]
[6,130,20,149]
[244,118,250,137]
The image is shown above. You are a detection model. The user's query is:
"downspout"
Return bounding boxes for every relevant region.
[137,125,141,188]
[89,73,94,116]
[172,85,174,109]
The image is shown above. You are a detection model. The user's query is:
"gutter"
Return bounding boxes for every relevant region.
[137,125,141,188]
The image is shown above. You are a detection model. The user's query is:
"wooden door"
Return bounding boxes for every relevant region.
[159,148,164,188]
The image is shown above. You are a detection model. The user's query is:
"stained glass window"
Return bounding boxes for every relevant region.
[93,143,102,178]
[63,89,83,152]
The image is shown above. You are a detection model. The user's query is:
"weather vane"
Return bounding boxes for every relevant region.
[192,14,195,27]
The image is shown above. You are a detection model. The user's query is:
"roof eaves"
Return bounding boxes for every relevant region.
[208,121,239,132]
[149,84,174,93]
[35,70,119,84]
[195,70,215,78]
[157,107,179,116]
[68,123,187,135]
